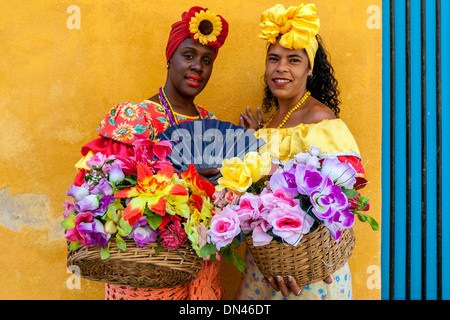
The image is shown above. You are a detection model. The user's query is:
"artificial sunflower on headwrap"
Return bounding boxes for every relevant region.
[259,3,320,70]
[165,6,229,62]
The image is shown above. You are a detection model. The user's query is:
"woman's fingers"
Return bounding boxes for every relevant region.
[276,276,291,297]
[323,276,333,284]
[264,276,280,292]
[256,107,264,126]
[240,106,268,130]
[240,112,254,129]
[246,106,257,122]
[288,276,304,297]
[265,275,305,297]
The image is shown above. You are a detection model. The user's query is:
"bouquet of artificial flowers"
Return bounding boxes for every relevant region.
[201,146,377,285]
[62,135,217,288]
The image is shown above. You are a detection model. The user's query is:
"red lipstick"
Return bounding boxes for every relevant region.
[186,74,202,87]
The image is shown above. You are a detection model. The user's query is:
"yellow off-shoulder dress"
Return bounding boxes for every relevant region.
[235,119,366,300]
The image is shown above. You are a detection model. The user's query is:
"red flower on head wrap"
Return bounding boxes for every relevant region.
[165,6,229,62]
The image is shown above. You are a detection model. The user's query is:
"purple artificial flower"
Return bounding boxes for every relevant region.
[324,208,355,242]
[91,178,114,196]
[75,194,100,212]
[66,185,90,202]
[269,166,299,198]
[320,158,357,189]
[108,163,125,183]
[77,219,111,248]
[92,195,116,216]
[294,164,326,195]
[310,178,349,222]
[131,217,158,247]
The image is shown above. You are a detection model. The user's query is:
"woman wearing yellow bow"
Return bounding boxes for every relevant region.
[238,3,367,300]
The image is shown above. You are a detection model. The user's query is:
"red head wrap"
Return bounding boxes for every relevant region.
[165,6,229,62]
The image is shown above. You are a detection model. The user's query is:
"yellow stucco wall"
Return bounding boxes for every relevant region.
[0,0,382,299]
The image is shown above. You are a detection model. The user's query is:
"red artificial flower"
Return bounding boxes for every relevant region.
[159,220,187,249]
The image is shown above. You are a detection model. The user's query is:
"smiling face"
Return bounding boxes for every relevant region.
[167,37,215,98]
[265,42,312,103]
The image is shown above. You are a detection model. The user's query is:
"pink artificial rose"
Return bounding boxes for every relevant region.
[260,188,298,210]
[63,199,75,218]
[234,193,262,233]
[213,189,227,207]
[65,211,94,246]
[224,190,241,206]
[266,205,315,246]
[207,207,241,250]
[250,220,273,246]
[86,152,108,168]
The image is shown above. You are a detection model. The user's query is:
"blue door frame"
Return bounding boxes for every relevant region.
[381,0,450,300]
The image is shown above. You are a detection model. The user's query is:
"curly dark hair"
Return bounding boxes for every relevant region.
[261,35,341,117]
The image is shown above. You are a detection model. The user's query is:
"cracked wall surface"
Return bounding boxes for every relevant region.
[0,188,61,238]
[0,0,381,299]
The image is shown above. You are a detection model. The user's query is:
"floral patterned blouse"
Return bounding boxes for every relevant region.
[97,100,216,145]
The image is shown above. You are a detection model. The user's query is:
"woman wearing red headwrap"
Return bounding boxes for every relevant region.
[73,7,229,300]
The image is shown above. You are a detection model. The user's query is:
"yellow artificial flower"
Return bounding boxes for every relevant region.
[183,208,210,255]
[217,152,271,193]
[189,10,223,45]
[165,193,190,218]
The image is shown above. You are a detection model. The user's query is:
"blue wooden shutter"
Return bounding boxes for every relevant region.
[381,0,450,300]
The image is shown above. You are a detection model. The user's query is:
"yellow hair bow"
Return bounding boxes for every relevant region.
[259,3,320,70]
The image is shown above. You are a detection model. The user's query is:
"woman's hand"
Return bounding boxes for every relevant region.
[263,275,333,297]
[239,106,266,130]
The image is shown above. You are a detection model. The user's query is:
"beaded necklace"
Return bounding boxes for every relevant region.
[262,91,311,129]
[158,87,203,126]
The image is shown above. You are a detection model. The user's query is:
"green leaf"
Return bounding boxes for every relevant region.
[119,218,133,236]
[355,212,368,222]
[69,241,80,250]
[221,246,233,263]
[61,214,76,229]
[154,243,164,256]
[100,244,110,260]
[199,243,217,258]
[232,252,246,273]
[342,188,359,199]
[106,205,118,221]
[105,220,118,234]
[357,196,370,211]
[146,213,162,230]
[230,236,243,250]
[298,194,312,212]
[366,215,379,231]
[115,234,126,251]
[248,176,269,193]
[355,212,379,231]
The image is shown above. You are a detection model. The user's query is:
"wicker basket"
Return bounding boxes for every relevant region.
[245,225,355,286]
[67,240,203,289]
